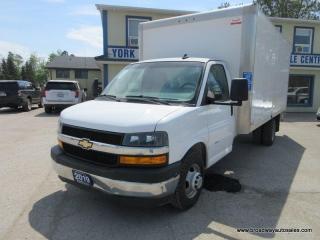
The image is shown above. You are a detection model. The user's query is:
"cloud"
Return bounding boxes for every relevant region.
[70,4,99,16]
[0,41,31,59]
[66,26,102,49]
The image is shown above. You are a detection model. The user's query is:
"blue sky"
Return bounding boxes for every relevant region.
[0,0,251,60]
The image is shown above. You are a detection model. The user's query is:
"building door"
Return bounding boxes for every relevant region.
[287,75,314,107]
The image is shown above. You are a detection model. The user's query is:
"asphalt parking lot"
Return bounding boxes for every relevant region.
[0,107,319,240]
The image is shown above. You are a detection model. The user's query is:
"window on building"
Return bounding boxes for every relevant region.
[56,69,70,78]
[274,25,282,33]
[75,69,88,79]
[287,75,313,107]
[127,16,151,47]
[293,27,314,54]
[207,64,229,101]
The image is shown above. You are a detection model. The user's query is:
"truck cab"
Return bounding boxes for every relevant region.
[51,58,248,209]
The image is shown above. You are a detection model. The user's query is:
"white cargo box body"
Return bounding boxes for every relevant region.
[139,5,290,134]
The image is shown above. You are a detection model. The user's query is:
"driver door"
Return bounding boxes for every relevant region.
[203,62,236,166]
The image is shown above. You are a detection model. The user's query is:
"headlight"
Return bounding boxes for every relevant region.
[122,132,168,147]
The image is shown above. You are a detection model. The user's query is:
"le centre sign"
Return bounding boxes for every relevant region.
[290,54,320,67]
[107,47,139,61]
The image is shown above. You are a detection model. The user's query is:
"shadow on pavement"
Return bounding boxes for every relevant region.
[28,134,304,240]
[282,112,317,122]
[34,111,60,118]
[0,107,37,114]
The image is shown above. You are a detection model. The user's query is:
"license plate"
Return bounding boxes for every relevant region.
[72,170,93,187]
[57,93,64,97]
[0,92,6,97]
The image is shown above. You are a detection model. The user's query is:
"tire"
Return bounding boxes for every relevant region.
[261,118,276,146]
[22,98,32,112]
[44,106,52,114]
[252,127,262,144]
[38,98,43,108]
[171,146,204,210]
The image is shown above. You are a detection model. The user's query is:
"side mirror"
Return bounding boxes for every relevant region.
[230,78,248,102]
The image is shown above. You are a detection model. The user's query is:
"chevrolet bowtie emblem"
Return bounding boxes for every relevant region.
[78,139,93,150]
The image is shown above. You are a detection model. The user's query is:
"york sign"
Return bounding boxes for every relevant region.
[290,54,320,67]
[107,47,138,60]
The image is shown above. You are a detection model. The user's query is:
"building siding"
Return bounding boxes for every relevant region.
[98,6,320,112]
[107,11,179,47]
[272,20,320,112]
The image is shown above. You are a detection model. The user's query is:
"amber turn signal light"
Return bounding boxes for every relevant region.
[119,155,168,166]
[58,139,63,149]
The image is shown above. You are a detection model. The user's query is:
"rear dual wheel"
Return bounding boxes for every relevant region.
[252,118,276,146]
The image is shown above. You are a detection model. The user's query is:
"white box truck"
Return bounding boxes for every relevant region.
[51,4,290,209]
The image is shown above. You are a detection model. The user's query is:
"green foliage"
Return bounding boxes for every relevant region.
[218,2,231,9]
[0,49,72,84]
[5,52,20,80]
[255,0,320,19]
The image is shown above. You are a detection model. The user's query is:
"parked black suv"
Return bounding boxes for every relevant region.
[0,80,42,111]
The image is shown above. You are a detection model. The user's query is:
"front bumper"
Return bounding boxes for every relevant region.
[51,146,180,198]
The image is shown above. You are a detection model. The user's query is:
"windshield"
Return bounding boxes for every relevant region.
[102,61,204,104]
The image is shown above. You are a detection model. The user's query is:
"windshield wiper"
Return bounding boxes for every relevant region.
[97,94,120,102]
[124,95,172,105]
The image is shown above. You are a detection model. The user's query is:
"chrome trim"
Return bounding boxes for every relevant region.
[58,133,169,156]
[53,161,179,198]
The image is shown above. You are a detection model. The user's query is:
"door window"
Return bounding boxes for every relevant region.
[206,64,229,101]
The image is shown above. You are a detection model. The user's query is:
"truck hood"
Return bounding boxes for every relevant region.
[60,100,184,133]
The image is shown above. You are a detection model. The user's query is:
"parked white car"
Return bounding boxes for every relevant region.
[42,80,85,113]
[317,107,320,120]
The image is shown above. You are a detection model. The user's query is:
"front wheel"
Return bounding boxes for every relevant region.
[171,146,204,210]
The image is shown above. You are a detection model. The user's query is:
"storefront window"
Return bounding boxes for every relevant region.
[293,27,314,54]
[287,75,313,107]
[127,16,151,47]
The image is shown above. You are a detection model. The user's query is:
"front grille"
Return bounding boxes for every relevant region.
[62,142,118,167]
[62,125,124,145]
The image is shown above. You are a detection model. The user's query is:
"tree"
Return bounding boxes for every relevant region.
[1,59,7,80]
[21,65,26,80]
[256,0,320,19]
[218,2,231,9]
[35,58,48,85]
[13,54,23,68]
[5,52,20,80]
[48,49,72,63]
